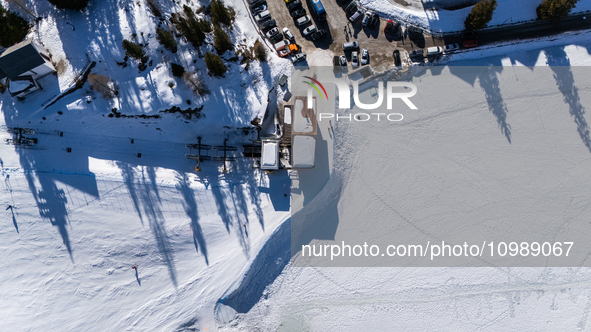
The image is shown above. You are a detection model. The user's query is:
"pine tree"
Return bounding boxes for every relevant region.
[537,0,580,22]
[213,25,233,54]
[204,52,227,77]
[464,0,497,30]
[0,6,29,47]
[211,0,235,27]
[156,28,177,53]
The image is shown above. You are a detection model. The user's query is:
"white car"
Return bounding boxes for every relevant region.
[291,52,306,63]
[360,48,369,65]
[339,55,347,66]
[254,10,270,22]
[274,39,290,51]
[426,46,443,56]
[349,9,363,22]
[283,27,295,40]
[296,15,311,26]
[444,43,460,53]
[303,25,317,36]
[362,11,372,26]
[351,51,359,66]
[265,27,280,39]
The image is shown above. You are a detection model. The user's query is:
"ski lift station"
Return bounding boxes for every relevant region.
[254,95,317,171]
[290,96,316,169]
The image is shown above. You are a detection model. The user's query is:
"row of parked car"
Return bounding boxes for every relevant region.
[249,0,307,63]
[337,41,369,67]
[283,0,328,41]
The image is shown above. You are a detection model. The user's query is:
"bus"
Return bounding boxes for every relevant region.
[310,0,327,20]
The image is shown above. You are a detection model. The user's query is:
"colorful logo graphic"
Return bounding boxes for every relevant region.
[303,76,328,100]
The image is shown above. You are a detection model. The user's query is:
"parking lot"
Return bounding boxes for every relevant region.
[259,0,447,68]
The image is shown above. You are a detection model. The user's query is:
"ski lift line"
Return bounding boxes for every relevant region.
[213,146,238,151]
[38,129,253,147]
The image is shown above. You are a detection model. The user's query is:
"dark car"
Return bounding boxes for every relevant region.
[369,12,379,28]
[344,1,357,14]
[336,0,349,5]
[259,19,276,30]
[409,49,423,58]
[290,8,306,18]
[249,0,265,8]
[407,25,422,35]
[269,33,284,43]
[287,0,302,11]
[393,49,401,66]
[311,29,326,41]
[251,4,267,15]
[463,32,478,48]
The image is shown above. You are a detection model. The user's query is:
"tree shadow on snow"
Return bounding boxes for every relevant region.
[176,172,209,265]
[477,67,512,143]
[116,162,178,287]
[545,48,591,153]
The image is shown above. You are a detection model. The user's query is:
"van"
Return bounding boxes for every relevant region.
[254,10,271,22]
[296,15,311,26]
[426,46,442,56]
[342,41,358,50]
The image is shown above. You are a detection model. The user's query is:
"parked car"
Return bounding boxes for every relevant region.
[291,9,306,18]
[362,11,378,27]
[369,13,379,27]
[426,46,443,56]
[251,4,267,15]
[283,27,295,40]
[287,0,302,11]
[274,39,290,50]
[351,51,359,66]
[249,0,265,8]
[342,41,358,50]
[344,1,357,14]
[310,29,326,41]
[291,52,306,63]
[444,43,460,52]
[278,48,291,57]
[260,19,276,29]
[384,19,400,33]
[269,33,284,43]
[303,25,317,36]
[409,49,423,58]
[360,48,369,65]
[349,9,363,22]
[265,27,280,39]
[463,32,478,48]
[296,15,311,26]
[254,10,271,22]
[339,55,347,66]
[407,25,422,35]
[393,49,401,66]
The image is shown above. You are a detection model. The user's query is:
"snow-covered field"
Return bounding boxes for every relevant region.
[362,0,591,32]
[2,0,591,331]
[222,27,591,332]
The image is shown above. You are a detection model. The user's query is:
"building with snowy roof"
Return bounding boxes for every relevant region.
[0,39,56,98]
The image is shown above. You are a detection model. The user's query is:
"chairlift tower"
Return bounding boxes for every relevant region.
[185,137,211,171]
[213,139,237,173]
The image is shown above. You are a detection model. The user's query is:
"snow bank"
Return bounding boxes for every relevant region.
[361,0,591,33]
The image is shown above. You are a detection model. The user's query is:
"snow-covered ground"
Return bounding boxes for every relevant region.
[362,0,591,32]
[2,0,591,331]
[220,29,591,332]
